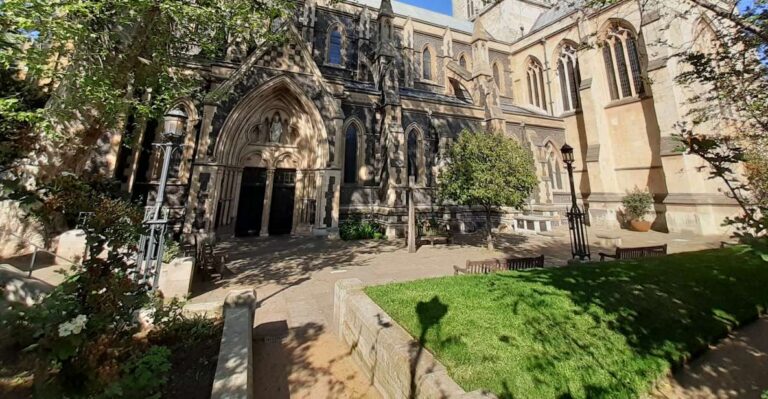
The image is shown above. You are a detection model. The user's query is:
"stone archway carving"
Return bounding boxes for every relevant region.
[212,76,333,236]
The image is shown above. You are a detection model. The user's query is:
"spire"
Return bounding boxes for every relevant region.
[377,0,396,57]
[379,0,394,18]
[472,19,491,43]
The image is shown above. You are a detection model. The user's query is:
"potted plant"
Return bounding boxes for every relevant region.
[622,188,654,232]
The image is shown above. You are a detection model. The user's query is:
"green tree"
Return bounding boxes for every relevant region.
[0,0,293,180]
[438,130,537,251]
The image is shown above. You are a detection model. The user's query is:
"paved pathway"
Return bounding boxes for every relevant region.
[655,317,768,399]
[188,227,726,398]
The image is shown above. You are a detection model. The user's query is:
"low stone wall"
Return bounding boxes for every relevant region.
[211,289,257,399]
[333,279,496,399]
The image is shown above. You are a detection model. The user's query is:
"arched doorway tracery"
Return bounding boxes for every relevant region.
[212,76,332,237]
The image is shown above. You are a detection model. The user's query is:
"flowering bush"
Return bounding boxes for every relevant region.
[0,175,206,397]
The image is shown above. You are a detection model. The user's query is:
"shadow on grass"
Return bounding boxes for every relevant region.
[488,247,768,397]
[371,247,768,398]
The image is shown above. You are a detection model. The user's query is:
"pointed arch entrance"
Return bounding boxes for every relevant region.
[213,76,332,237]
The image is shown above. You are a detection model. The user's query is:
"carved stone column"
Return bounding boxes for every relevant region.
[260,169,276,237]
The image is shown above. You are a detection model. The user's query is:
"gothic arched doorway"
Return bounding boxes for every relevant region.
[212,76,333,237]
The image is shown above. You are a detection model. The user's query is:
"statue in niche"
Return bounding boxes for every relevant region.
[269,112,283,143]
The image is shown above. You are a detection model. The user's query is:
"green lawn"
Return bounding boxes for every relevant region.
[365,247,768,399]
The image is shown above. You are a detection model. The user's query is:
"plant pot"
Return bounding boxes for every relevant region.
[630,219,652,232]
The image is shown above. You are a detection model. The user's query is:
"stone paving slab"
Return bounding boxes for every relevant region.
[655,318,768,399]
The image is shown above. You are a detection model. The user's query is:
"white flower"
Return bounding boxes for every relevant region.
[58,315,88,337]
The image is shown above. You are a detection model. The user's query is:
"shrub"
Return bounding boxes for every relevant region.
[622,188,654,221]
[162,237,181,264]
[340,217,385,240]
[0,175,213,398]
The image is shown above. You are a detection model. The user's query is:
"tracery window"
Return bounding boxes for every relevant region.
[557,43,581,112]
[327,25,344,65]
[602,23,644,100]
[526,58,547,111]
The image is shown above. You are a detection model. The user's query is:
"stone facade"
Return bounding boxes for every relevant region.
[115,0,739,240]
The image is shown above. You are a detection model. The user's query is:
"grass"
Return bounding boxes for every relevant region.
[365,247,768,399]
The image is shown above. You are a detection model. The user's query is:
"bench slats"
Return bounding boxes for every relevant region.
[599,244,667,261]
[455,255,544,275]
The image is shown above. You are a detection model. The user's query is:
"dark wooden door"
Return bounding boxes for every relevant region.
[268,169,296,236]
[235,168,267,237]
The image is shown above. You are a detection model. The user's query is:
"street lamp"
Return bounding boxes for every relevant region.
[138,108,187,288]
[560,144,591,261]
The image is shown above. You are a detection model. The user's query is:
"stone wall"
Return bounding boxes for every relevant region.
[211,289,257,399]
[333,278,496,399]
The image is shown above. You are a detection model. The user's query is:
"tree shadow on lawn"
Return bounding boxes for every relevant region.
[489,247,768,397]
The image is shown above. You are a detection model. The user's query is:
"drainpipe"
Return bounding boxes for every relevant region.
[541,39,555,116]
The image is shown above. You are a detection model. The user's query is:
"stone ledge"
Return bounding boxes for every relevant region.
[211,289,257,399]
[333,278,498,399]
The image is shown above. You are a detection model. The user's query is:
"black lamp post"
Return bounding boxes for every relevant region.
[561,144,591,261]
[137,108,187,288]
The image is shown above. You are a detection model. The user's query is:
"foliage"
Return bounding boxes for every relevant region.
[340,216,385,240]
[162,236,181,264]
[366,247,768,399]
[0,0,294,128]
[0,175,214,397]
[0,0,295,187]
[149,298,221,347]
[437,130,537,250]
[98,346,171,399]
[621,188,654,221]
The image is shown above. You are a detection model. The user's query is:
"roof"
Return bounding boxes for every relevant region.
[528,1,583,34]
[347,0,474,34]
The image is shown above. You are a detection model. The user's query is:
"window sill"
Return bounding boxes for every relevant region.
[604,95,652,110]
[559,109,583,118]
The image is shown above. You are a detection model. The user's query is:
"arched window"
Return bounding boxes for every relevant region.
[422,46,433,81]
[526,58,547,111]
[602,23,644,100]
[327,25,344,65]
[406,128,423,184]
[343,123,359,184]
[493,62,503,90]
[459,54,468,69]
[557,43,581,112]
[544,145,564,193]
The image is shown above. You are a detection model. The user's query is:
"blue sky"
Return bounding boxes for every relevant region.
[399,0,756,16]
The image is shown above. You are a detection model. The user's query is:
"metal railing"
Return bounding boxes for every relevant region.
[4,231,79,278]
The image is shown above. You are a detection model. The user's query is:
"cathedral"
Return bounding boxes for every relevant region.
[115,0,739,239]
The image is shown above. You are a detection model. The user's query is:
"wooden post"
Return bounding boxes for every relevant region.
[408,176,417,253]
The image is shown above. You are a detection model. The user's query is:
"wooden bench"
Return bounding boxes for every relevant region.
[194,236,227,280]
[418,221,453,246]
[454,255,545,275]
[599,244,667,261]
